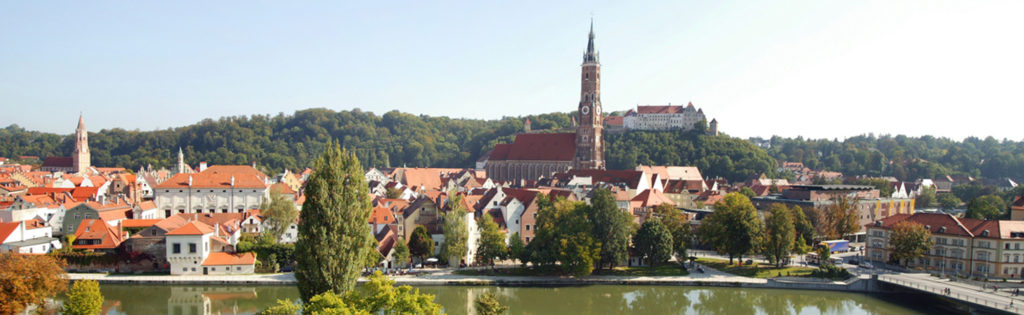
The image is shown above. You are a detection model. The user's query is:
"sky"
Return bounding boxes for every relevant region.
[1,0,1022,140]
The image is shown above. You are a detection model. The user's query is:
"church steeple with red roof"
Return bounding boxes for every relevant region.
[575,20,605,170]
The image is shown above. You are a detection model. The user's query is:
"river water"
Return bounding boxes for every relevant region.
[81,284,957,314]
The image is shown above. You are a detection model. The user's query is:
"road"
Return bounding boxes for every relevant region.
[880,272,1024,314]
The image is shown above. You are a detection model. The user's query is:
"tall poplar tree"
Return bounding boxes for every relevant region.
[441,192,469,266]
[294,139,373,301]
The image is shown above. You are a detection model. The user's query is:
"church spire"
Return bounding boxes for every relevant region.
[72,114,90,174]
[583,19,599,64]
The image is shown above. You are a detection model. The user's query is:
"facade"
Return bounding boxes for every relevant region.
[154,165,270,218]
[483,23,605,182]
[866,213,1024,279]
[0,220,61,254]
[751,185,915,234]
[63,201,131,238]
[165,220,253,275]
[622,103,711,131]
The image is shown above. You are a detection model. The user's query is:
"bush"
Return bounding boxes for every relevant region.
[812,264,852,280]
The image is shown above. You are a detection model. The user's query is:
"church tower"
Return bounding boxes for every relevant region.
[574,21,605,170]
[72,114,90,174]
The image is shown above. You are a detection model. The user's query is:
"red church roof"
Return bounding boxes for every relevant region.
[488,133,577,161]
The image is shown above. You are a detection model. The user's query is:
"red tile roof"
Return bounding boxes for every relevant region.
[156,165,268,189]
[73,219,125,250]
[631,189,676,208]
[166,221,215,236]
[202,252,256,266]
[869,213,973,237]
[488,133,577,161]
[0,222,19,242]
[604,116,624,127]
[370,205,395,224]
[635,105,683,114]
[120,219,161,229]
[41,157,73,168]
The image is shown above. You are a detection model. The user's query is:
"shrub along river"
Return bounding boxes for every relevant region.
[67,283,963,314]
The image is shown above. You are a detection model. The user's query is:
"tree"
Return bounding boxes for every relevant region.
[62,279,103,315]
[889,221,933,267]
[762,204,795,268]
[0,253,67,314]
[915,186,937,209]
[259,271,441,315]
[261,190,299,243]
[529,196,599,277]
[408,225,434,261]
[294,139,374,301]
[508,232,527,267]
[633,219,673,270]
[938,193,962,210]
[476,212,507,270]
[700,193,763,264]
[790,206,814,251]
[589,188,633,271]
[654,204,692,265]
[739,187,756,199]
[816,195,860,240]
[392,239,410,268]
[475,292,509,315]
[441,192,469,266]
[965,195,1007,220]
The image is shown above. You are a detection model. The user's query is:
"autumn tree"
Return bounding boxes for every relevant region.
[408,225,434,262]
[62,279,103,315]
[633,218,673,270]
[441,192,469,266]
[817,195,860,240]
[700,192,763,264]
[294,140,374,301]
[261,190,299,243]
[475,292,509,315]
[762,204,795,268]
[589,188,633,271]
[0,253,68,314]
[889,221,933,267]
[476,212,507,270]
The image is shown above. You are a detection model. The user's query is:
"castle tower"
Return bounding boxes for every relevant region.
[72,115,90,174]
[574,20,605,170]
[709,118,719,136]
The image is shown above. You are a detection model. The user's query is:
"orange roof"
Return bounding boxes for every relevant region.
[73,219,124,250]
[120,219,161,229]
[631,189,676,208]
[136,200,157,210]
[156,165,269,189]
[370,205,395,224]
[166,221,215,236]
[399,168,463,191]
[202,252,256,266]
[0,222,19,242]
[270,183,295,195]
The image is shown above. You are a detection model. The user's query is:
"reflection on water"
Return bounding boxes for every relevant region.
[82,284,951,315]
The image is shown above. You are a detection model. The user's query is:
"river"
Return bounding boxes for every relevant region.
[77,284,958,314]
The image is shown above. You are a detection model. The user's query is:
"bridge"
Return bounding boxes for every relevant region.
[878,273,1023,314]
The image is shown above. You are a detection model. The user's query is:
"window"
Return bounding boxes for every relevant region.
[237,266,242,271]
[172,243,181,254]
[183,267,188,272]
[189,243,197,253]
[526,225,531,231]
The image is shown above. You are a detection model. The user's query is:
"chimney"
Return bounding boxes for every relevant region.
[199,162,208,172]
[188,175,193,187]
[215,222,220,237]
[231,176,235,187]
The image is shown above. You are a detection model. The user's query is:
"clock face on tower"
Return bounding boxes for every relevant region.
[581,106,590,115]
[595,105,601,115]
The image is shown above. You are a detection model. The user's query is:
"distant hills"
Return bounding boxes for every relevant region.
[1,108,1021,182]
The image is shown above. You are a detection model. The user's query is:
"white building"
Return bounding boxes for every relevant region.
[622,102,711,131]
[154,165,270,218]
[165,220,255,275]
[0,220,62,254]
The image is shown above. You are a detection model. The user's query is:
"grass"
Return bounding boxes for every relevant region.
[695,258,815,279]
[452,264,689,277]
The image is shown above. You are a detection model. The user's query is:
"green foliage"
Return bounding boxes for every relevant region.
[475,292,508,315]
[441,193,469,266]
[528,196,599,277]
[237,234,295,273]
[408,226,434,261]
[633,219,673,270]
[762,204,795,268]
[476,212,506,268]
[812,264,853,280]
[392,239,410,268]
[654,204,692,263]
[256,299,303,315]
[938,193,962,210]
[588,189,633,270]
[606,129,778,182]
[915,186,937,208]
[965,195,1007,220]
[816,246,831,263]
[294,140,374,301]
[739,187,756,199]
[261,190,299,243]
[700,193,764,264]
[63,280,103,315]
[340,271,443,315]
[889,221,933,267]
[789,206,814,252]
[508,232,527,267]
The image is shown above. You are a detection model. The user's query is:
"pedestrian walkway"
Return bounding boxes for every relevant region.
[879,273,1024,313]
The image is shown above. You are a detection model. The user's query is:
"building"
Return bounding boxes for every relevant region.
[41,115,91,174]
[622,102,713,131]
[482,22,605,183]
[165,220,255,275]
[751,185,915,234]
[63,201,132,238]
[0,219,61,254]
[71,219,126,253]
[866,213,1024,279]
[154,165,270,218]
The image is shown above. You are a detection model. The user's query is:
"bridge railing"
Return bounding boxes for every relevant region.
[879,275,1023,313]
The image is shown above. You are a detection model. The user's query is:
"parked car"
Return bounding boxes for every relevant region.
[860,262,873,269]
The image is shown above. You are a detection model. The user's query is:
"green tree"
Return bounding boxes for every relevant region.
[965,195,1007,220]
[261,190,299,243]
[259,271,441,315]
[915,186,937,209]
[294,140,374,301]
[392,239,410,268]
[508,232,527,267]
[938,193,962,210]
[633,219,673,270]
[408,226,434,261]
[889,221,933,267]
[256,299,303,315]
[654,204,692,265]
[476,212,507,270]
[700,193,764,264]
[790,205,814,251]
[762,204,795,268]
[441,193,469,266]
[530,197,599,277]
[475,292,508,315]
[589,188,633,271]
[739,187,756,199]
[62,279,103,315]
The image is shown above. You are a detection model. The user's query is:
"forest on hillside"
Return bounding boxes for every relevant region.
[1,108,1021,183]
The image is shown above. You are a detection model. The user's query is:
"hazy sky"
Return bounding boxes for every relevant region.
[2,0,1022,140]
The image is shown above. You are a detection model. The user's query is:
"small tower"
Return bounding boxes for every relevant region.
[72,114,91,174]
[176,148,187,174]
[524,118,532,132]
[709,118,719,136]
